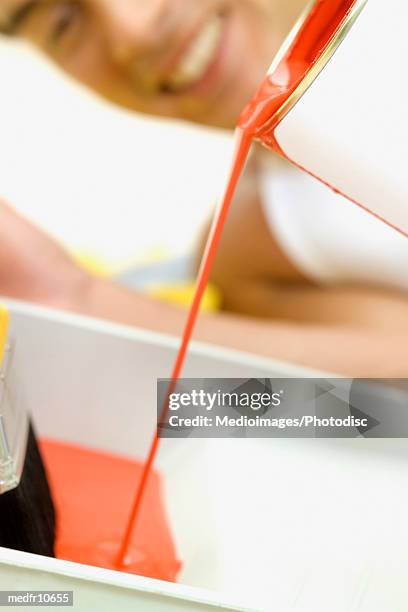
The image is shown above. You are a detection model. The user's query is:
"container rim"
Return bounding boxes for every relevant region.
[258,0,368,136]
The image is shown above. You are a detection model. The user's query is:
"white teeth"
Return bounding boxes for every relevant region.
[165,15,223,91]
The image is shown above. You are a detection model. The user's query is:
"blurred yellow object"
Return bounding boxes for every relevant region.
[74,252,221,313]
[148,283,222,313]
[74,252,113,278]
[0,305,9,367]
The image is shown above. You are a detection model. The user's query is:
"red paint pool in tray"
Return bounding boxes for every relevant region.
[40,439,181,582]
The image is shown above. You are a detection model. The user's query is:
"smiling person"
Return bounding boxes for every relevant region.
[0,0,301,126]
[0,0,408,376]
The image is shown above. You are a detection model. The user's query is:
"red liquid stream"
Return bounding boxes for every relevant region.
[116,128,252,569]
[116,0,363,569]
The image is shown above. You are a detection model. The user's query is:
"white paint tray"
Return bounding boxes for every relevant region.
[1,299,408,612]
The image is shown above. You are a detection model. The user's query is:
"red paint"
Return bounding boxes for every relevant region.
[40,439,181,581]
[239,0,359,137]
[115,128,252,570]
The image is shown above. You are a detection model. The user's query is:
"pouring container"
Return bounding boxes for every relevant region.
[241,0,408,235]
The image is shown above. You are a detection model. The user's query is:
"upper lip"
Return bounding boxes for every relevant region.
[160,17,211,80]
[133,12,224,94]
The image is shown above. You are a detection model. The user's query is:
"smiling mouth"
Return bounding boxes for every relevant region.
[160,13,225,94]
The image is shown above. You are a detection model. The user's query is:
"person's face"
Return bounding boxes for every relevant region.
[1,0,305,128]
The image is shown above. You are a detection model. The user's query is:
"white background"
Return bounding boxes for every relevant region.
[0,39,234,270]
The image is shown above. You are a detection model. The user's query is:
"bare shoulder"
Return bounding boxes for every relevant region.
[205,150,308,288]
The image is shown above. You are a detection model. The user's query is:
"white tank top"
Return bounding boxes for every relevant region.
[260,154,408,291]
